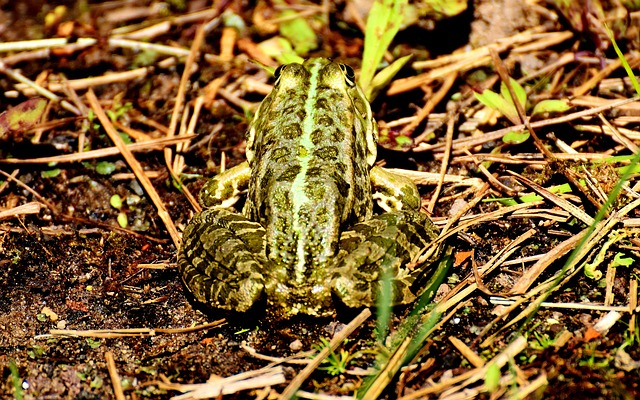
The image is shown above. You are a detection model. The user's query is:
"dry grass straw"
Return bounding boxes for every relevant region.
[105,351,126,400]
[389,28,573,95]
[160,366,286,399]
[280,308,371,399]
[374,36,640,394]
[42,319,226,339]
[0,135,196,164]
[0,201,43,220]
[86,89,181,247]
[416,96,640,154]
[399,336,529,399]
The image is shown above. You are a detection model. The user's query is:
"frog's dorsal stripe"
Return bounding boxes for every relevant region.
[290,59,322,280]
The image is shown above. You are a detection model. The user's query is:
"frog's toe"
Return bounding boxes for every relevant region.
[333,276,375,308]
[233,275,265,312]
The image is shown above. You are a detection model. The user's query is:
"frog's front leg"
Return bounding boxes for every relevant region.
[332,211,439,308]
[179,162,266,312]
[370,166,422,212]
[198,161,251,208]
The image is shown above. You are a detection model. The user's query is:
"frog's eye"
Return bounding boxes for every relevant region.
[274,65,284,79]
[340,64,355,86]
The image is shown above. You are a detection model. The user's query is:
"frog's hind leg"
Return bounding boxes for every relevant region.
[179,208,267,312]
[333,211,438,308]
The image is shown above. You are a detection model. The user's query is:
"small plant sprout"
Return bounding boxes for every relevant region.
[529,331,558,351]
[312,338,359,376]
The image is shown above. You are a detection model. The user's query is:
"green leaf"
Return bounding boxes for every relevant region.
[118,132,132,144]
[360,0,408,96]
[368,54,412,101]
[605,23,640,96]
[431,0,468,16]
[612,252,633,268]
[0,97,47,138]
[139,366,157,375]
[86,337,102,349]
[90,376,103,389]
[532,99,571,116]
[474,89,519,124]
[41,169,61,178]
[9,359,23,400]
[484,363,501,393]
[96,161,117,175]
[28,346,46,359]
[378,126,414,151]
[517,193,544,203]
[502,130,530,144]
[500,78,526,113]
[618,164,640,175]
[485,183,573,205]
[256,37,300,65]
[117,212,128,228]
[276,3,318,56]
[110,194,123,210]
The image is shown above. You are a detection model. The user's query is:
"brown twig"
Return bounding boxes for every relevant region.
[416,96,640,153]
[105,352,126,400]
[0,135,196,164]
[279,308,371,399]
[86,89,181,247]
[164,23,206,213]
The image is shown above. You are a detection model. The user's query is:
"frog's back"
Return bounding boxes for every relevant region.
[244,58,375,276]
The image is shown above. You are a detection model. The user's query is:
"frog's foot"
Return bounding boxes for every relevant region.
[332,211,439,308]
[370,166,422,212]
[179,208,266,312]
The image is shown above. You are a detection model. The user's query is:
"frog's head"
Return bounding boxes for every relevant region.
[307,58,378,167]
[245,58,378,168]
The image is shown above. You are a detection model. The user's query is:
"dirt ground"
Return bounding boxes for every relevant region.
[1,1,640,399]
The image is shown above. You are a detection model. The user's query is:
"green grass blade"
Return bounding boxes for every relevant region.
[359,0,408,95]
[376,256,394,343]
[10,359,23,400]
[605,24,640,96]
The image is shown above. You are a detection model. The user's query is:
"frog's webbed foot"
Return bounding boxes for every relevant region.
[179,208,266,312]
[333,211,439,308]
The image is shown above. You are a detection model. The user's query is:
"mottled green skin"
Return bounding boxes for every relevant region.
[179,58,440,318]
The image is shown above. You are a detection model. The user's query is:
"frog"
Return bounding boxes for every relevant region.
[178,58,440,318]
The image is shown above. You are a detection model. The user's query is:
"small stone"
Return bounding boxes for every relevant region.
[41,306,58,322]
[289,339,303,351]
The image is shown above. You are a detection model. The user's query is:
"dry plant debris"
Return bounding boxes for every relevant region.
[1,1,640,399]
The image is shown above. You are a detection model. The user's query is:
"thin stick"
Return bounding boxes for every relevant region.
[0,60,80,115]
[427,113,455,214]
[416,96,640,153]
[105,352,126,400]
[164,24,206,214]
[86,89,181,247]
[401,72,457,136]
[0,135,195,164]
